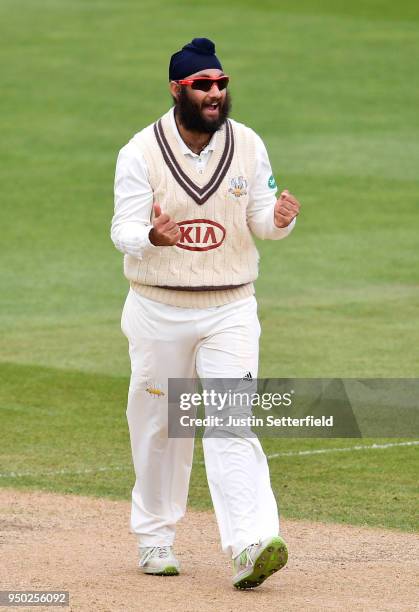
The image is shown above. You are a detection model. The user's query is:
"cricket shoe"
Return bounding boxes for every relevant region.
[139,546,180,575]
[232,536,288,590]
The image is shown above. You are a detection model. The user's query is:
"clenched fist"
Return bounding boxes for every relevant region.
[274,190,301,228]
[149,203,181,246]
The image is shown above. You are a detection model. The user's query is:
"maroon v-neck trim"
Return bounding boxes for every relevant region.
[153,118,234,206]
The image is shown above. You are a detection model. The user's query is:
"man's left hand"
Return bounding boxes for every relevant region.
[274,190,301,228]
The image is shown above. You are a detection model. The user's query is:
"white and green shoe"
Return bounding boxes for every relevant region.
[233,536,288,590]
[139,546,180,576]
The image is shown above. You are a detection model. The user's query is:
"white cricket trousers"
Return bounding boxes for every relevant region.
[121,288,279,558]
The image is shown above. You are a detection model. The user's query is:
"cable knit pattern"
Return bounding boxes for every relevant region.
[124,109,260,308]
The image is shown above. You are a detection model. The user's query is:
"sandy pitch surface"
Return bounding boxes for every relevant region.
[0,489,418,611]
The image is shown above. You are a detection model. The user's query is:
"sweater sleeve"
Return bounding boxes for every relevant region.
[246,131,296,240]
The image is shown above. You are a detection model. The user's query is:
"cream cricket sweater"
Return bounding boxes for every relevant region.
[125,109,260,308]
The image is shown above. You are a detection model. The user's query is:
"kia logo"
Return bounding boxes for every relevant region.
[176,219,226,252]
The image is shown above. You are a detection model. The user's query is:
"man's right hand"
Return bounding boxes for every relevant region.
[149,203,181,246]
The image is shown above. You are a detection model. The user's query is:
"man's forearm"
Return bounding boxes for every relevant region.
[111,221,155,259]
[248,205,296,240]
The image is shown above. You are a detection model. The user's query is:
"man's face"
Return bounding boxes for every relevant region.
[170,68,231,134]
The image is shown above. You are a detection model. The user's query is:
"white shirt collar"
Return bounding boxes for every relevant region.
[169,107,217,157]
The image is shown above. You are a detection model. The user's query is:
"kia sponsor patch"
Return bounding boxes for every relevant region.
[176,219,226,252]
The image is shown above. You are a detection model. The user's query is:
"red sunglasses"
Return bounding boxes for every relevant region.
[176,75,230,92]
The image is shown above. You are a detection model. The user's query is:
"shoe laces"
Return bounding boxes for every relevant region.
[139,546,170,567]
[237,542,259,569]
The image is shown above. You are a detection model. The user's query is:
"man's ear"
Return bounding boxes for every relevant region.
[169,81,180,101]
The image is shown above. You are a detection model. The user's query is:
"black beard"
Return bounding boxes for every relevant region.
[173,88,231,134]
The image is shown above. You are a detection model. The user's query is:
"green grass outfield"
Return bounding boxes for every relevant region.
[1,0,418,532]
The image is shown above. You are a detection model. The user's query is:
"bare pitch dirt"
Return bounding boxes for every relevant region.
[0,489,418,611]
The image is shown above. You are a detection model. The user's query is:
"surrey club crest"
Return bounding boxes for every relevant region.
[228,176,248,198]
